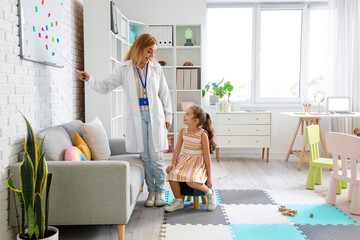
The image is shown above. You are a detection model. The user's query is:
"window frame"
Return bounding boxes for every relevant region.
[206,2,328,104]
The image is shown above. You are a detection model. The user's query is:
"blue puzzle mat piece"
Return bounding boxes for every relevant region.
[230,224,307,240]
[165,190,221,206]
[284,204,356,225]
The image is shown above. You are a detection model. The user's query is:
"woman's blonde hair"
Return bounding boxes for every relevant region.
[124,33,157,64]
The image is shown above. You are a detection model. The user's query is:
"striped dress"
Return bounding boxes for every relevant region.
[168,128,207,183]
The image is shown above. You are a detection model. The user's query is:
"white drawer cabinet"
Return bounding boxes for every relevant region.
[215,112,272,162]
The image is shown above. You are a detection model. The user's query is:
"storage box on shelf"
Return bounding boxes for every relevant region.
[215,112,272,162]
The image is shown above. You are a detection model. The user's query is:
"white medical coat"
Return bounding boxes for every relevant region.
[88,60,173,153]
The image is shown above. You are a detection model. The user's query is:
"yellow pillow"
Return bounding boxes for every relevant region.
[75,131,91,160]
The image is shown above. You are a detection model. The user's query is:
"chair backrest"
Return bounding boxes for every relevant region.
[305,125,320,162]
[326,132,360,179]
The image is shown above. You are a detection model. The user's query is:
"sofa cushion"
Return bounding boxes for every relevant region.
[62,120,84,145]
[64,147,87,161]
[130,166,144,206]
[82,116,111,160]
[109,154,143,173]
[75,131,91,160]
[37,126,73,161]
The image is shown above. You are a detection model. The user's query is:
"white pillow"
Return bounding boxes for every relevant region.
[82,116,111,160]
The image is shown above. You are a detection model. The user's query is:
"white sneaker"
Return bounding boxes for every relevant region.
[164,198,184,212]
[145,192,156,207]
[206,192,217,211]
[155,192,166,207]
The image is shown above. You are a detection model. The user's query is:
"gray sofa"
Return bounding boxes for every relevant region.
[9,120,144,240]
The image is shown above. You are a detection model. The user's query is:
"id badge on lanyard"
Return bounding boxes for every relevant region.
[136,64,149,106]
[139,98,149,106]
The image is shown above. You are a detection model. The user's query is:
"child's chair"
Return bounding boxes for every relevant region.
[326,132,360,215]
[305,125,346,193]
[179,182,208,210]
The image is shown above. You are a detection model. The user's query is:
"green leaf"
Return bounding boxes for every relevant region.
[27,204,36,239]
[7,174,27,236]
[35,153,47,195]
[35,193,45,238]
[17,192,25,237]
[7,174,21,193]
[202,90,206,97]
[218,77,224,85]
[37,137,45,160]
[20,153,34,213]
[45,173,54,237]
[22,115,37,169]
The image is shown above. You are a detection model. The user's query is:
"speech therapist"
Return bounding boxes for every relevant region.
[76,34,173,207]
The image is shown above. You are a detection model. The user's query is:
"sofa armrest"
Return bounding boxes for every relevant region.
[9,161,134,225]
[109,137,128,155]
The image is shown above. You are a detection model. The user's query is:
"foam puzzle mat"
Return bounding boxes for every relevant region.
[160,189,360,240]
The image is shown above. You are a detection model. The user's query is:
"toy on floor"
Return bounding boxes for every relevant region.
[354,128,360,137]
[279,205,298,217]
[310,212,314,217]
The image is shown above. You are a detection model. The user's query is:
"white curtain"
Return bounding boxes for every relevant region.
[327,0,360,133]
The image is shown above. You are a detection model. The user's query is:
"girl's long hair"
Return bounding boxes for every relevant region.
[191,105,217,154]
[124,33,157,64]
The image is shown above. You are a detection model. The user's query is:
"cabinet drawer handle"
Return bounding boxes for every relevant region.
[228,118,231,120]
[256,118,259,120]
[256,140,259,143]
[228,140,231,143]
[256,129,259,131]
[228,129,231,132]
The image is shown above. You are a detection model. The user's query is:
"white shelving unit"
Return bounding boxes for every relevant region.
[152,24,202,154]
[84,0,146,137]
[84,1,202,151]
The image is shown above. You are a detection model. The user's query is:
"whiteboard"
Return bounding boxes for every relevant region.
[19,0,64,67]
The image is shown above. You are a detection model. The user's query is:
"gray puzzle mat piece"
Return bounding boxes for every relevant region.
[217,189,276,205]
[295,224,360,240]
[164,204,229,225]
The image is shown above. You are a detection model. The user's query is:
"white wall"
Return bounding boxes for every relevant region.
[115,0,206,25]
[0,0,85,239]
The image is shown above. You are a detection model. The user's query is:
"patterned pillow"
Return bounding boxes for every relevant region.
[64,146,87,161]
[75,131,91,160]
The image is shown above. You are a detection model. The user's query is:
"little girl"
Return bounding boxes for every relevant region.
[165,105,217,212]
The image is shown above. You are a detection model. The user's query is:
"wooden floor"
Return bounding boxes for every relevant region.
[57,157,360,240]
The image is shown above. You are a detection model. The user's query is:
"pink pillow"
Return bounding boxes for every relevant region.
[64,147,87,161]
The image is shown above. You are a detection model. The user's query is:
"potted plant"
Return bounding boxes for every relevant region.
[202,78,234,105]
[7,114,57,240]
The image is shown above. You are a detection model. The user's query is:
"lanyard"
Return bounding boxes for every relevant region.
[135,63,148,93]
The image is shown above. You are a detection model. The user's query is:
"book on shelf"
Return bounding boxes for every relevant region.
[190,69,198,89]
[110,1,118,34]
[149,25,173,46]
[176,69,183,90]
[183,69,191,90]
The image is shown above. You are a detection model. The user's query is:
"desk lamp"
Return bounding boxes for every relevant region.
[314,91,325,113]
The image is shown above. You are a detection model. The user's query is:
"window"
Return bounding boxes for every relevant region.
[307,9,328,101]
[207,8,253,101]
[207,4,328,103]
[258,10,302,99]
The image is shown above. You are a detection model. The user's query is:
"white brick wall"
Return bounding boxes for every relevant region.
[0,0,84,239]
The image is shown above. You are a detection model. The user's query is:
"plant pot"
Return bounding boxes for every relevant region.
[17,226,59,240]
[220,101,233,112]
[209,95,219,105]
